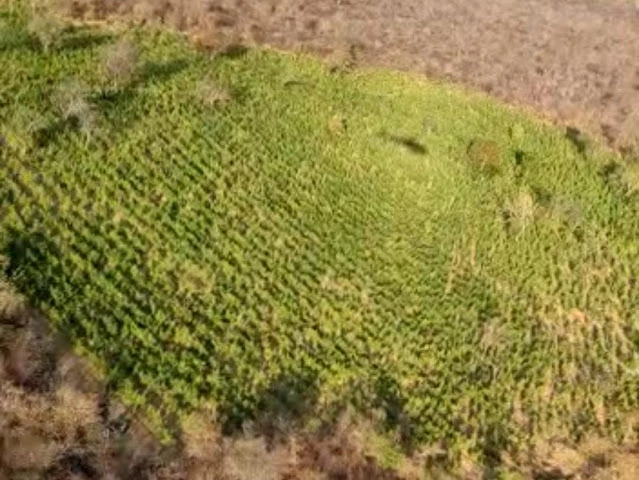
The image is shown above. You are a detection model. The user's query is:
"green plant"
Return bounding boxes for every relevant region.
[2,5,639,472]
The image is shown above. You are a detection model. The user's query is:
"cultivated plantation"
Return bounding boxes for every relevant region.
[1,1,638,468]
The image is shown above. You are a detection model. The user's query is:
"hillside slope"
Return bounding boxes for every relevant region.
[52,0,639,148]
[1,5,638,473]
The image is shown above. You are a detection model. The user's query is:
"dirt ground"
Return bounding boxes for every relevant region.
[63,0,639,148]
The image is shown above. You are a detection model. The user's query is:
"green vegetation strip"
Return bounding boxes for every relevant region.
[1,6,638,458]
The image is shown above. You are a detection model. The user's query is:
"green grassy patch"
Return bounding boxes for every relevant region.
[1,5,638,463]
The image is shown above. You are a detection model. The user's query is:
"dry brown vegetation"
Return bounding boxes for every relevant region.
[48,0,639,150]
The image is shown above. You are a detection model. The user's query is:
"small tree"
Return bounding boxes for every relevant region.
[53,79,101,141]
[102,39,139,89]
[27,12,64,52]
[3,106,48,152]
[195,80,231,107]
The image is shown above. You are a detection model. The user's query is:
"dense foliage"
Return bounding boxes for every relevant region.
[1,5,638,460]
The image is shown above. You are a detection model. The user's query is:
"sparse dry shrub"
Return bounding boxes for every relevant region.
[52,385,101,442]
[27,11,64,52]
[5,330,35,385]
[103,38,139,88]
[52,0,87,18]
[3,106,48,152]
[54,78,90,120]
[0,384,60,471]
[615,111,639,194]
[182,408,222,460]
[196,79,231,107]
[328,114,346,135]
[0,280,27,325]
[2,431,59,470]
[53,78,101,139]
[224,436,290,480]
[326,44,358,74]
[165,0,201,30]
[504,190,536,234]
[622,161,639,194]
[54,0,116,20]
[618,109,639,158]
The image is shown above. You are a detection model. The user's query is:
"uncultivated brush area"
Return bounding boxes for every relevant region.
[47,0,639,149]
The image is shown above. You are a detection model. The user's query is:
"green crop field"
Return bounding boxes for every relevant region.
[1,3,638,462]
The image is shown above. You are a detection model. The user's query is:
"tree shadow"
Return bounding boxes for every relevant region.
[369,373,417,453]
[3,228,62,307]
[0,24,112,53]
[218,371,320,441]
[565,126,589,155]
[217,43,249,59]
[32,119,70,149]
[0,27,37,52]
[478,423,511,480]
[139,58,190,85]
[380,133,427,155]
[61,28,113,51]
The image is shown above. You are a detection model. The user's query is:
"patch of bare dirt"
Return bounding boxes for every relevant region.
[56,0,639,148]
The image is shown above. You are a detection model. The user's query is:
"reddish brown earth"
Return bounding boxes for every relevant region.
[67,0,639,147]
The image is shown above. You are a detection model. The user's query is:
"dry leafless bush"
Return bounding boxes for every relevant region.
[103,38,140,88]
[53,78,102,139]
[27,10,65,52]
[504,190,536,234]
[196,79,232,107]
[3,106,48,152]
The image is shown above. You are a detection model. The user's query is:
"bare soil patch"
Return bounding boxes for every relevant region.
[59,0,639,148]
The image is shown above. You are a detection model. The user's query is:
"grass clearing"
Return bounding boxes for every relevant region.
[1,2,638,471]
